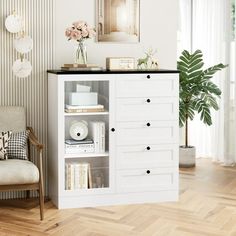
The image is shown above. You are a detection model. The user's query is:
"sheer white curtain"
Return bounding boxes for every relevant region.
[179,0,236,165]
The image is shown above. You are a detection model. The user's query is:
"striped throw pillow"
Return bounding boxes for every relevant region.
[0,131,12,160]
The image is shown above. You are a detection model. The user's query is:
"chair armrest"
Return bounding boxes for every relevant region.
[27,127,43,151]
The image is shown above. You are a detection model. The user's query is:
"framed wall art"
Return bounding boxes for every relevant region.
[96,0,140,43]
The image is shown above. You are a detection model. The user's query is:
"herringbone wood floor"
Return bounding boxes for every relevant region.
[0,158,236,236]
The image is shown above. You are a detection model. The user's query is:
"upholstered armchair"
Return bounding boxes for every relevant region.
[0,106,44,220]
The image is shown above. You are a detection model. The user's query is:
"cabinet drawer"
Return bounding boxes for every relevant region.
[116,121,178,145]
[117,144,178,169]
[116,168,178,193]
[116,97,178,121]
[116,74,178,98]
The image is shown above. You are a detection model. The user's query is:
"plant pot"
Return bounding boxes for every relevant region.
[179,146,196,168]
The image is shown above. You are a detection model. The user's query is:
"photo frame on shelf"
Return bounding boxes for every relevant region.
[96,0,140,43]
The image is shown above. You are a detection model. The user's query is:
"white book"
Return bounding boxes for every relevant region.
[65,104,104,110]
[65,164,68,190]
[74,163,89,189]
[89,122,99,153]
[65,143,94,149]
[89,121,106,153]
[99,122,105,153]
[65,143,95,154]
[74,163,81,190]
[80,163,89,189]
[66,163,74,190]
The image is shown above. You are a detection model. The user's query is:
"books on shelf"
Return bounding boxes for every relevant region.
[65,142,94,154]
[89,121,105,153]
[65,162,92,190]
[65,104,105,113]
[65,138,93,145]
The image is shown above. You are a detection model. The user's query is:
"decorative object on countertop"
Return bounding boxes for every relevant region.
[106,57,135,70]
[69,120,89,141]
[61,63,102,71]
[65,21,96,65]
[5,11,33,78]
[178,49,228,168]
[137,48,159,69]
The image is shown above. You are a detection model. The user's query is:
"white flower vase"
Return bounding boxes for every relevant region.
[75,41,87,65]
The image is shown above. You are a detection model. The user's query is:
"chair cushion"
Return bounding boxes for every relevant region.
[7,130,29,160]
[0,131,12,160]
[0,159,39,185]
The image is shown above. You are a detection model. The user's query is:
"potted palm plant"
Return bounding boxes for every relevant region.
[178,50,228,167]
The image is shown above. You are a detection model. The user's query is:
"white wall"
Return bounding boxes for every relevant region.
[54,0,178,69]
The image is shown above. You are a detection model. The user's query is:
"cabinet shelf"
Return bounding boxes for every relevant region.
[64,110,109,116]
[63,187,111,196]
[64,152,109,159]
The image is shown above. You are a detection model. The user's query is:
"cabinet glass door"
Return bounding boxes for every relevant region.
[63,80,111,191]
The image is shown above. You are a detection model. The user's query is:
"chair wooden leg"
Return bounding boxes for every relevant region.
[39,180,44,220]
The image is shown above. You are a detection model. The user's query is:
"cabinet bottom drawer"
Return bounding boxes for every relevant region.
[116,168,178,193]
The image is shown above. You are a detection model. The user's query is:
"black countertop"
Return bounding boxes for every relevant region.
[47,69,179,75]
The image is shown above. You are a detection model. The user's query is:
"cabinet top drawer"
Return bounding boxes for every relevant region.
[116,74,179,98]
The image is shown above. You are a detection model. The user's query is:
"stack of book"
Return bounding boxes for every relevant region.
[61,64,103,71]
[65,104,105,113]
[65,139,94,154]
[65,162,92,190]
[89,121,105,153]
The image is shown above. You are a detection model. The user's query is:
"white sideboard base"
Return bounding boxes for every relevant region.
[47,70,179,210]
[56,190,178,209]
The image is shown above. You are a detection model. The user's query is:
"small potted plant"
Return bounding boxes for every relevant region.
[178,50,228,167]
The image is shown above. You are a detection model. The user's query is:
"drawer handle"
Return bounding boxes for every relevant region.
[146,170,151,174]
[146,99,151,103]
[111,128,115,132]
[146,146,151,151]
[147,75,151,79]
[146,123,151,127]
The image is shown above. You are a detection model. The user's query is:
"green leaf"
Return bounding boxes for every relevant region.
[202,64,228,80]
[189,61,204,73]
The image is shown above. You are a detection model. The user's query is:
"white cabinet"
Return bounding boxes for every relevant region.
[48,70,179,209]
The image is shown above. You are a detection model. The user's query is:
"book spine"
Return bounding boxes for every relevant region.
[70,164,75,190]
[99,123,102,153]
[80,163,88,189]
[65,163,68,190]
[101,122,105,153]
[65,143,94,149]
[65,108,104,113]
[65,140,93,145]
[67,163,71,190]
[65,146,95,154]
[66,105,104,109]
[92,122,99,153]
[74,164,80,190]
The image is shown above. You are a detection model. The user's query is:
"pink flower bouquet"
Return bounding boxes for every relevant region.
[65,21,96,42]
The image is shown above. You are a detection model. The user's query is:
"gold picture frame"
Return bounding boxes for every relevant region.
[96,0,140,43]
